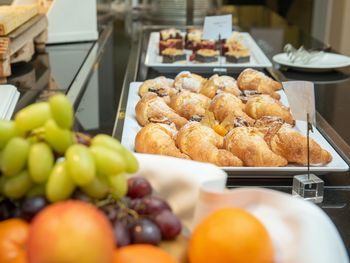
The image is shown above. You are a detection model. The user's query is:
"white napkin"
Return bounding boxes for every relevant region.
[134,153,349,263]
[0,85,20,120]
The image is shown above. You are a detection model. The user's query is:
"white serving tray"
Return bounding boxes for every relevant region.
[145,32,272,72]
[121,82,349,174]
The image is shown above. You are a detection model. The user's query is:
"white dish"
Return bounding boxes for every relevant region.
[121,82,349,174]
[0,85,20,120]
[144,32,272,72]
[273,52,350,71]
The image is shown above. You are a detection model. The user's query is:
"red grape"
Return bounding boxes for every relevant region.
[113,220,131,247]
[21,196,48,221]
[130,218,161,245]
[127,177,152,198]
[153,210,182,239]
[138,196,171,215]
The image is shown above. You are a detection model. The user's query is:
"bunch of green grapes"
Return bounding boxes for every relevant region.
[0,94,138,203]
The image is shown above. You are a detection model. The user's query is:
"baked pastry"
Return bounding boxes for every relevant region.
[269,124,332,165]
[161,48,186,63]
[169,90,211,120]
[209,92,245,122]
[237,68,282,100]
[138,77,176,104]
[224,127,288,167]
[220,110,255,131]
[174,71,207,93]
[185,28,202,50]
[245,94,295,125]
[195,49,219,63]
[135,123,189,159]
[135,92,188,129]
[200,74,241,99]
[225,48,250,63]
[160,28,182,41]
[176,122,243,166]
[159,39,183,54]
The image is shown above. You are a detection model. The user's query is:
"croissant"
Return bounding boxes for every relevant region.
[220,110,255,131]
[209,93,245,122]
[237,68,282,100]
[135,92,188,129]
[245,95,295,125]
[224,127,288,167]
[135,123,190,159]
[169,90,211,120]
[200,74,241,99]
[176,122,243,166]
[269,124,332,165]
[174,71,207,93]
[138,77,177,104]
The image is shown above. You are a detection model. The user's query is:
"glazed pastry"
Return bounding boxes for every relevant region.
[169,90,211,120]
[161,48,186,63]
[209,92,245,122]
[269,124,332,165]
[135,123,189,159]
[176,122,243,167]
[135,92,188,129]
[138,77,176,104]
[237,68,282,100]
[225,48,250,63]
[245,94,295,125]
[195,49,219,63]
[174,71,207,93]
[200,74,241,99]
[224,127,288,167]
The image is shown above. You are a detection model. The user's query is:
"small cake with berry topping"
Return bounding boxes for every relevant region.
[159,39,183,54]
[161,48,186,63]
[185,28,202,50]
[195,49,219,63]
[160,28,183,41]
[225,48,250,63]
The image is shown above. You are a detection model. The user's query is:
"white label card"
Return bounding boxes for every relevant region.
[283,81,316,126]
[202,15,232,40]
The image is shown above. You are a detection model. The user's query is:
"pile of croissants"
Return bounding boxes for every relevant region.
[133,68,332,167]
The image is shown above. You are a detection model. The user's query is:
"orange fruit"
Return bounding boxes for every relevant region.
[113,244,178,263]
[188,208,274,263]
[0,218,29,263]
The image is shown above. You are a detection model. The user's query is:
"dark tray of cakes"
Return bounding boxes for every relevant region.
[144,28,272,72]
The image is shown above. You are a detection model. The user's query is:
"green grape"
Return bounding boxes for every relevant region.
[108,173,128,200]
[28,142,54,183]
[26,183,46,198]
[90,145,126,175]
[15,102,51,133]
[0,120,18,149]
[65,144,95,186]
[91,134,139,173]
[81,173,109,199]
[44,119,74,154]
[46,161,75,202]
[3,170,32,199]
[1,137,30,176]
[49,93,73,129]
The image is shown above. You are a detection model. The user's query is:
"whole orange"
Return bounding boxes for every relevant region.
[113,244,178,263]
[0,218,29,263]
[27,200,115,263]
[188,208,274,263]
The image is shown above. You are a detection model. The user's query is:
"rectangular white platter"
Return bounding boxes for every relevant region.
[121,82,349,175]
[144,32,273,73]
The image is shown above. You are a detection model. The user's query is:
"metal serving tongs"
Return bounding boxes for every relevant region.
[284,44,325,64]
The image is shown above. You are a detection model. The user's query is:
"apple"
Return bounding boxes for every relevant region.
[27,200,115,263]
